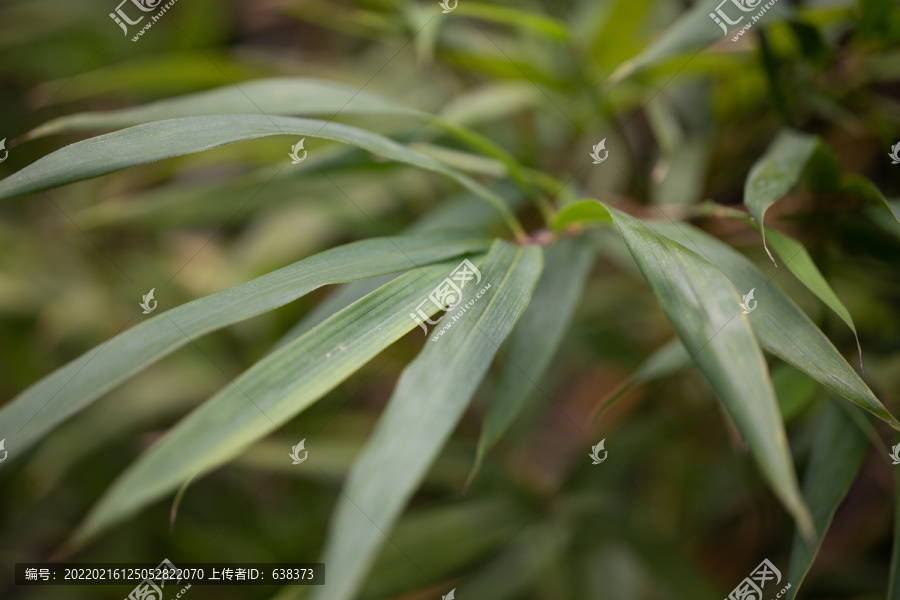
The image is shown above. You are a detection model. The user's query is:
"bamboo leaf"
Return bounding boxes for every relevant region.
[277,190,528,350]
[22,78,417,141]
[601,205,813,537]
[553,199,614,231]
[72,257,481,548]
[312,240,543,600]
[785,400,868,600]
[21,77,539,217]
[765,228,862,367]
[471,238,594,477]
[0,115,524,238]
[772,363,818,423]
[743,130,820,264]
[453,3,569,40]
[841,173,900,224]
[606,0,724,86]
[654,221,900,430]
[0,232,490,456]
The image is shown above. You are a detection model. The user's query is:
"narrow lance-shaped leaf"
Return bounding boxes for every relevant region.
[601,204,813,537]
[276,190,529,350]
[654,221,900,430]
[21,77,541,217]
[743,130,820,264]
[764,228,862,368]
[840,174,900,224]
[451,2,569,40]
[0,115,524,239]
[553,198,613,232]
[72,257,482,548]
[606,0,724,86]
[472,237,594,478]
[785,400,868,600]
[0,231,490,456]
[771,363,818,423]
[312,240,543,600]
[21,78,418,141]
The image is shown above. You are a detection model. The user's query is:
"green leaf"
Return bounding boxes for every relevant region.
[654,221,900,430]
[312,240,543,600]
[785,400,868,600]
[0,232,490,456]
[438,82,543,127]
[21,77,540,219]
[22,78,417,141]
[277,190,529,350]
[841,173,900,224]
[72,257,481,548]
[472,238,594,477]
[552,199,614,231]
[453,3,569,40]
[765,227,862,368]
[772,363,818,423]
[0,115,525,238]
[743,130,820,264]
[606,0,724,86]
[601,205,813,537]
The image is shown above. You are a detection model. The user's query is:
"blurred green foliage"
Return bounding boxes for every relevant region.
[1,0,900,599]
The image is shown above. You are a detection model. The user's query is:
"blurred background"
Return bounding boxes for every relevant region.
[1,0,900,598]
